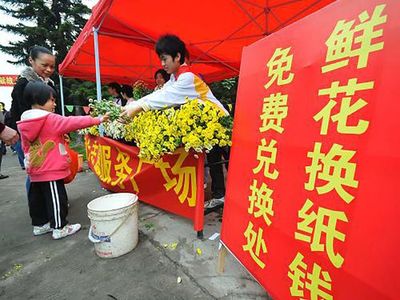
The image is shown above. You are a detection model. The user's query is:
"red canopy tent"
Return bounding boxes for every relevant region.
[59,0,335,87]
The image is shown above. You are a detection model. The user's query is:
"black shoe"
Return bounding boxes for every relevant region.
[0,174,9,179]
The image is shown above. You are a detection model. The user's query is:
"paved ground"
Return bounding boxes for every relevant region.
[0,151,270,300]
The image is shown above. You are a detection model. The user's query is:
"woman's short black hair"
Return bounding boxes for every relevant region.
[24,81,57,107]
[154,69,170,82]
[155,34,187,64]
[29,46,53,60]
[121,84,133,98]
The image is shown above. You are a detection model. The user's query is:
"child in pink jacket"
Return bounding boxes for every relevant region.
[17,81,109,240]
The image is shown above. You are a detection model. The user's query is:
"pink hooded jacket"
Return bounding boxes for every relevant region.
[17,109,101,182]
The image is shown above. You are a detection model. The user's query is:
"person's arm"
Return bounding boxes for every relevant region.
[0,122,19,145]
[50,113,109,135]
[122,73,195,117]
[121,101,144,116]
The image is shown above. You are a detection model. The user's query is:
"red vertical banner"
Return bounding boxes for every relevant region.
[85,135,205,232]
[221,0,400,299]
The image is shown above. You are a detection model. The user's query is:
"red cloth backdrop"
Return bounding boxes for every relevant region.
[221,0,399,299]
[59,0,335,86]
[85,135,205,232]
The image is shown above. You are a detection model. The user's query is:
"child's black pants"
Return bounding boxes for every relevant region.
[28,179,68,229]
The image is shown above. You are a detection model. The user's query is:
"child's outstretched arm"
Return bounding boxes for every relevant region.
[50,113,109,135]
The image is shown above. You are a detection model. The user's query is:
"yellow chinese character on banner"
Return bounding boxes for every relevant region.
[295,199,348,268]
[243,221,267,269]
[322,4,387,73]
[288,252,333,300]
[307,263,333,300]
[111,149,132,189]
[84,138,91,159]
[0,77,5,85]
[155,149,197,207]
[253,138,279,180]
[318,78,374,99]
[6,77,14,85]
[260,93,288,133]
[86,140,98,167]
[129,157,155,193]
[305,142,358,203]
[248,179,274,226]
[315,78,373,135]
[93,144,112,184]
[264,47,294,89]
[288,252,307,297]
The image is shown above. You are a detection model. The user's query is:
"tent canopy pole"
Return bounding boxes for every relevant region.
[93,27,102,101]
[59,75,65,116]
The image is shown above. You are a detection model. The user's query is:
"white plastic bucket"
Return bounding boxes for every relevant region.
[87,193,139,258]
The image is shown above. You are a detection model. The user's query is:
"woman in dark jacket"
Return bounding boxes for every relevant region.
[10,46,57,168]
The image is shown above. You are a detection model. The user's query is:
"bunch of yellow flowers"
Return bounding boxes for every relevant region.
[83,98,233,161]
[126,108,181,161]
[79,125,100,136]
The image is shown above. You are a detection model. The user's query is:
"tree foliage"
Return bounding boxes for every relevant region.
[0,0,90,66]
[210,77,238,115]
[0,0,94,111]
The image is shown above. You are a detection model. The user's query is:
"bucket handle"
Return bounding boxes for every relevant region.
[88,204,137,244]
[88,225,105,243]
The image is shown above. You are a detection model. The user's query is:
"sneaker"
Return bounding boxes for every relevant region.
[204,183,207,189]
[33,222,52,236]
[204,197,225,210]
[52,223,81,240]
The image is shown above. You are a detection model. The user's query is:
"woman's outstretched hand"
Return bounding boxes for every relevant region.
[120,103,143,119]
